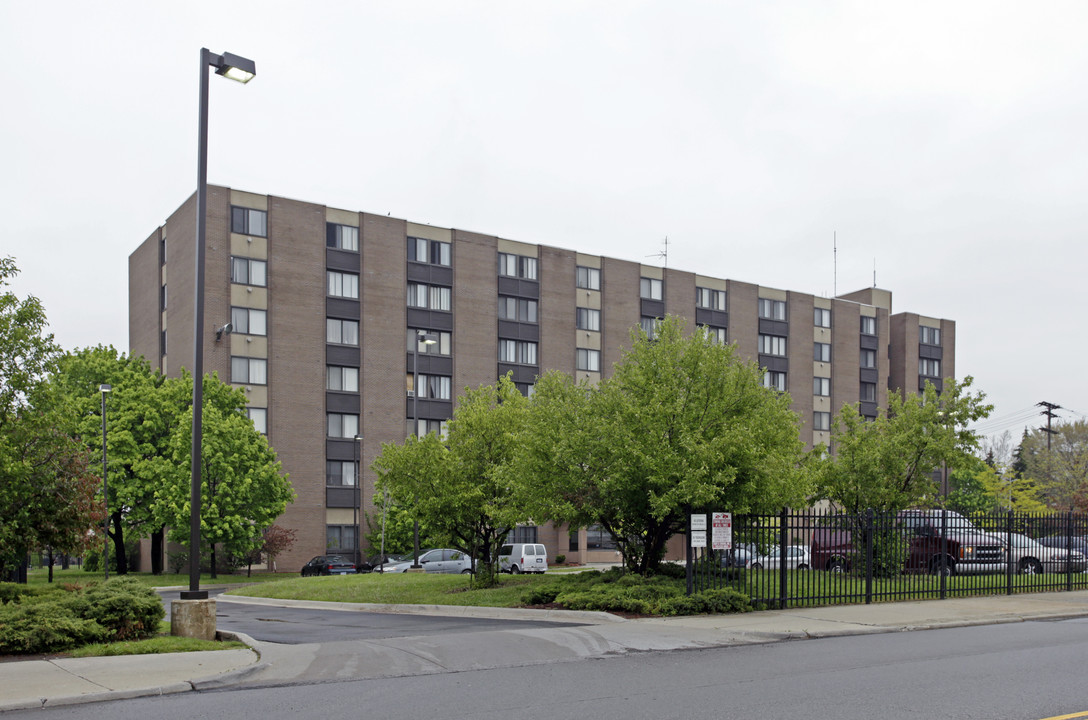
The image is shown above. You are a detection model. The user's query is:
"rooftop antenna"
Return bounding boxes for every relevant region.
[833,231,837,297]
[873,258,877,288]
[647,236,669,269]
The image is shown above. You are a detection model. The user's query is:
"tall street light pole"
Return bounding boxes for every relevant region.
[99,384,111,580]
[411,331,438,569]
[187,48,256,601]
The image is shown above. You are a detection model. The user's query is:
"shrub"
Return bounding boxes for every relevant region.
[77,577,165,641]
[554,554,566,565]
[522,585,562,605]
[0,601,108,654]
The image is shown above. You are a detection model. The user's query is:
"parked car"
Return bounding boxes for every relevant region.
[1038,535,1088,558]
[718,545,754,569]
[382,548,475,574]
[300,555,356,576]
[1007,533,1088,574]
[499,543,548,574]
[750,545,810,570]
[811,509,1007,576]
[357,553,410,573]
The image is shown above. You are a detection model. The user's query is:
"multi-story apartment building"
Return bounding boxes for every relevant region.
[128,187,956,572]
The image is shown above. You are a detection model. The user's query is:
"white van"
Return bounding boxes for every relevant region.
[499,543,548,574]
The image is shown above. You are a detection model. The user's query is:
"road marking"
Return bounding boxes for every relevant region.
[1039,712,1088,720]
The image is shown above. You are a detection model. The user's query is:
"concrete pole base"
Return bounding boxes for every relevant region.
[171,598,217,640]
[407,567,425,573]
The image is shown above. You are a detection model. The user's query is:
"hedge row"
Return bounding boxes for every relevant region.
[0,577,165,654]
[522,569,753,616]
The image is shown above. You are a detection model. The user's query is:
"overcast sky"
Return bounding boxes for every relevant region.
[3,2,1086,445]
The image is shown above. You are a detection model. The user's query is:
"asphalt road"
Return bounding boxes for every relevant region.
[15,616,1088,720]
[158,589,589,644]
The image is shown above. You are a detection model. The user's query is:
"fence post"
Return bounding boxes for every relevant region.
[685,504,693,597]
[1067,511,1074,592]
[939,509,948,600]
[864,509,874,605]
[779,508,788,609]
[1006,510,1013,596]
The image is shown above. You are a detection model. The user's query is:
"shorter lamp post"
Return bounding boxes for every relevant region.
[99,384,111,580]
[410,331,438,569]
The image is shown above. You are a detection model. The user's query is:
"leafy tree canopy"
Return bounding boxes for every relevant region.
[1018,419,1088,512]
[516,316,813,574]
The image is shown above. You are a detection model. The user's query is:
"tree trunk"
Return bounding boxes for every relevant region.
[110,511,128,574]
[150,527,164,575]
[210,544,218,579]
[47,547,54,583]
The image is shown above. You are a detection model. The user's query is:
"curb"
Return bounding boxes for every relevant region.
[216,593,626,624]
[0,682,192,713]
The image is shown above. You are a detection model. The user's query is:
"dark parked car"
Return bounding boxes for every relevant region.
[300,555,356,576]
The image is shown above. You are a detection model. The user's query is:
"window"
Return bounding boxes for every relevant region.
[759,298,787,321]
[640,316,659,338]
[327,366,359,392]
[640,277,663,300]
[586,524,617,550]
[498,253,537,279]
[231,206,267,237]
[414,418,448,438]
[160,284,167,310]
[814,308,831,328]
[247,407,267,434]
[515,382,535,397]
[499,340,537,365]
[231,307,267,336]
[576,307,601,331]
[814,342,831,362]
[576,348,601,372]
[161,330,167,356]
[860,316,876,335]
[814,377,830,396]
[230,257,267,286]
[704,326,727,344]
[407,329,451,355]
[326,460,356,486]
[408,237,451,266]
[326,525,355,552]
[576,266,601,290]
[920,358,941,377]
[327,412,359,438]
[921,326,941,345]
[326,223,359,252]
[860,349,876,369]
[860,382,877,402]
[231,357,267,385]
[498,296,538,323]
[758,334,787,356]
[813,411,831,431]
[411,373,451,400]
[327,271,359,299]
[327,318,359,346]
[696,287,726,310]
[407,283,451,311]
[763,371,786,392]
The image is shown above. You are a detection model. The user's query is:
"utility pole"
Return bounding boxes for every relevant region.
[1037,401,1061,491]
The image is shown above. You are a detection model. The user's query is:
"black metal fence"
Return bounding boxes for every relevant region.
[689,508,1088,608]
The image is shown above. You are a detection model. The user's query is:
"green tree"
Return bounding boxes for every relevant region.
[817,377,992,514]
[517,316,812,575]
[1019,420,1088,512]
[50,346,171,574]
[152,372,294,577]
[374,375,531,584]
[0,258,101,581]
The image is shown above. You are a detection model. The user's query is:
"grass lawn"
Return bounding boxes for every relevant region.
[63,622,247,658]
[228,570,558,607]
[26,568,299,588]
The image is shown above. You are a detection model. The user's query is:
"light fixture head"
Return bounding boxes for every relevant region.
[99,384,112,393]
[418,331,438,346]
[215,322,234,341]
[214,51,256,84]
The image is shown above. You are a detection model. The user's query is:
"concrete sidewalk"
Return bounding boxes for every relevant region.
[4,589,1088,712]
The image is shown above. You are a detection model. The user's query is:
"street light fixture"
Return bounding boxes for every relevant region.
[99,384,111,580]
[410,331,438,569]
[187,48,256,601]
